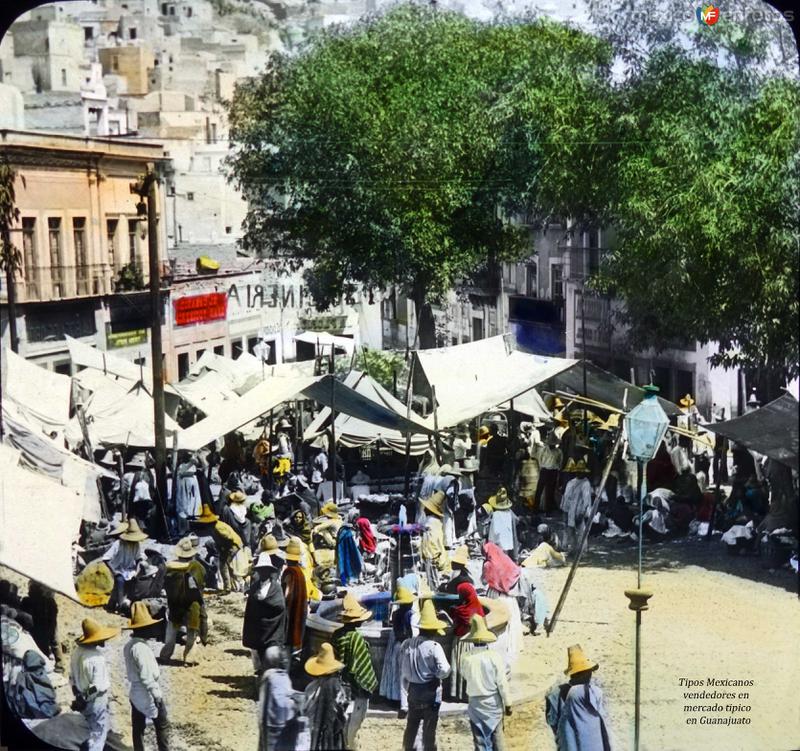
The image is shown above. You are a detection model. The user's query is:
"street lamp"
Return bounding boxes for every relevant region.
[623,383,669,751]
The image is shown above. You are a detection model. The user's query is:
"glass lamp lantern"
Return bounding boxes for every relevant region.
[624,385,670,462]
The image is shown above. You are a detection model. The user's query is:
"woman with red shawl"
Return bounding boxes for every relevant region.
[355,517,377,555]
[448,582,486,702]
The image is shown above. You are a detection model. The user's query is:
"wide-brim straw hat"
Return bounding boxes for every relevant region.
[439,464,462,478]
[228,491,247,504]
[77,617,120,645]
[108,520,129,537]
[166,560,190,571]
[339,592,373,623]
[489,488,512,511]
[194,504,219,523]
[254,551,278,571]
[99,450,117,467]
[679,394,695,408]
[600,413,621,431]
[174,538,196,560]
[284,537,303,562]
[121,518,148,543]
[418,599,447,633]
[126,601,162,630]
[126,452,148,469]
[450,545,470,567]
[460,457,479,473]
[464,614,497,644]
[564,458,589,475]
[321,501,341,519]
[421,490,446,518]
[392,586,415,605]
[277,417,292,429]
[259,534,284,557]
[565,643,599,676]
[305,642,344,677]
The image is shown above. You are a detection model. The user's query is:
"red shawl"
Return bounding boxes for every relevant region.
[281,564,308,650]
[356,517,377,554]
[451,582,485,637]
[482,542,520,594]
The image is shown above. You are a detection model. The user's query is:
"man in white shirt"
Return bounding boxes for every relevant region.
[70,618,119,751]
[400,600,451,751]
[460,614,512,751]
[124,602,170,751]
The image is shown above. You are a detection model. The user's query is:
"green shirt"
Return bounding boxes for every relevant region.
[332,627,377,695]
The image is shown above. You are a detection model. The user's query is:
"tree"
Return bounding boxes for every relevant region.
[0,163,22,353]
[595,49,800,379]
[226,4,614,347]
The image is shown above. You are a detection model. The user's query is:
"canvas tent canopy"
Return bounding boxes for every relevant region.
[0,445,84,601]
[178,373,435,452]
[1,348,72,438]
[705,393,799,470]
[304,371,435,455]
[551,361,680,416]
[413,335,575,428]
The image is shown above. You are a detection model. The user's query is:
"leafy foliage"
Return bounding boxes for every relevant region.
[0,163,22,276]
[595,50,800,377]
[226,5,614,346]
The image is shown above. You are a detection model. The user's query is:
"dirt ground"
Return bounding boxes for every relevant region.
[5,534,799,751]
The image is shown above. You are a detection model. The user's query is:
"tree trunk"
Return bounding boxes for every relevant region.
[2,225,19,353]
[412,283,436,350]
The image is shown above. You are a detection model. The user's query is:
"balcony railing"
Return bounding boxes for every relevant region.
[0,264,136,303]
[559,245,609,282]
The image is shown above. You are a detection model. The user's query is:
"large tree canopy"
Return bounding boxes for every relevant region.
[226,5,613,347]
[596,49,800,378]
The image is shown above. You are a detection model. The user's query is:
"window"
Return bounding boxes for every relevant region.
[128,218,138,265]
[106,218,118,266]
[84,26,93,40]
[225,226,232,234]
[21,218,37,295]
[213,345,224,356]
[47,218,62,267]
[196,348,206,361]
[177,352,190,380]
[526,263,537,297]
[54,361,71,376]
[675,369,694,403]
[73,217,87,266]
[232,340,244,359]
[472,317,483,341]
[112,55,119,72]
[186,6,192,16]
[61,68,67,86]
[161,2,167,13]
[551,264,564,299]
[186,192,194,201]
[129,28,137,39]
[169,5,175,14]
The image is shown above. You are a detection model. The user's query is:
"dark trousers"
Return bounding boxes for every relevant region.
[131,700,170,751]
[403,681,441,751]
[534,468,559,513]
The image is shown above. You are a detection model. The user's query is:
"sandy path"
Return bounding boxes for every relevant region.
[5,537,799,751]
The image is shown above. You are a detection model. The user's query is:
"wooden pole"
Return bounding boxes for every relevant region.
[508,398,517,498]
[431,385,442,464]
[546,426,624,635]
[403,357,416,501]
[268,408,274,491]
[329,356,338,505]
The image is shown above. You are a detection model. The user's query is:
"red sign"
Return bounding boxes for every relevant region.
[173,292,227,326]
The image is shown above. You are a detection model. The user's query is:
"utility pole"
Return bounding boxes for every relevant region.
[131,166,168,538]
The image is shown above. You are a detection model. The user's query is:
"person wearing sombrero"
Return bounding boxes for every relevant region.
[69,618,120,751]
[379,585,417,711]
[487,487,519,562]
[304,643,348,750]
[124,602,170,750]
[192,503,244,593]
[101,517,149,614]
[399,598,451,750]
[160,538,206,665]
[243,552,287,675]
[441,544,473,594]
[533,429,563,515]
[331,592,377,750]
[460,614,511,751]
[419,491,451,587]
[545,644,611,751]
[281,537,308,660]
[560,459,593,555]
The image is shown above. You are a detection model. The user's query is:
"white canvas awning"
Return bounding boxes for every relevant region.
[303,371,435,455]
[1,348,72,438]
[294,331,356,355]
[414,336,576,428]
[0,446,84,601]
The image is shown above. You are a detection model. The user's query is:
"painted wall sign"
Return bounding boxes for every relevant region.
[174,292,228,326]
[107,328,148,349]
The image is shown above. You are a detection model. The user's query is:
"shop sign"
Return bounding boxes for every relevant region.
[107,328,148,349]
[174,292,228,326]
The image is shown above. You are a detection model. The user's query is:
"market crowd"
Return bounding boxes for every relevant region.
[2,391,797,751]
